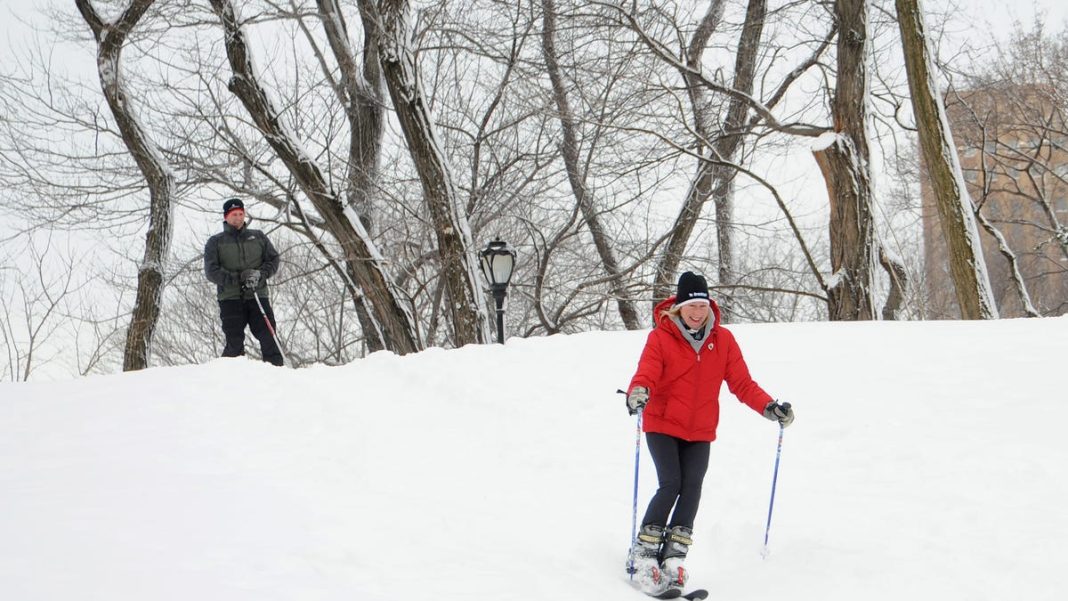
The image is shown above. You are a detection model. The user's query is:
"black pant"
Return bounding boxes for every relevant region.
[642,432,710,530]
[219,298,284,366]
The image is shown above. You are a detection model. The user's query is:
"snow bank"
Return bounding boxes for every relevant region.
[2,318,1067,600]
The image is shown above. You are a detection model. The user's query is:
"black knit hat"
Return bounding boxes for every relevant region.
[222,198,245,217]
[675,271,710,307]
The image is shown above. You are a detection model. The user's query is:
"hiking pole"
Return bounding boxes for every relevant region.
[619,389,642,579]
[252,293,289,366]
[761,413,788,559]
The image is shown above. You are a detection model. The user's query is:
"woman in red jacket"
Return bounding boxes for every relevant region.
[625,272,794,592]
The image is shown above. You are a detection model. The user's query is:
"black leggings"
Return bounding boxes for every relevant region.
[642,432,710,530]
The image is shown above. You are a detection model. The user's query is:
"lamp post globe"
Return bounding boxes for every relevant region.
[479,239,516,344]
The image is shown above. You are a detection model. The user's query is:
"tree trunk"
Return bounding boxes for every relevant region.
[879,246,908,320]
[540,0,640,330]
[318,0,383,233]
[316,0,401,336]
[76,0,173,371]
[812,0,877,321]
[367,0,489,346]
[209,0,421,354]
[895,0,998,319]
[975,211,1040,317]
[711,0,765,322]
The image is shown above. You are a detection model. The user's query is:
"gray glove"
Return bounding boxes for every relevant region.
[626,386,649,416]
[240,269,262,289]
[763,401,794,427]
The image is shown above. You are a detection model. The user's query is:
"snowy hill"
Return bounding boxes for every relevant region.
[2,318,1066,601]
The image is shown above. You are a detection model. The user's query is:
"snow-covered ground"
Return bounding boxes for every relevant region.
[2,318,1066,601]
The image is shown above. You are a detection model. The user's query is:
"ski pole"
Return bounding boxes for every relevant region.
[761,419,786,559]
[252,293,289,366]
[629,409,642,578]
[618,388,642,579]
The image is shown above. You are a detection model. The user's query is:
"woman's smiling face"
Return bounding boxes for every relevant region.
[680,302,710,329]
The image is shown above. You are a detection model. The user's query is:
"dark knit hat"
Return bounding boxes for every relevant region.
[222,198,245,217]
[675,271,710,307]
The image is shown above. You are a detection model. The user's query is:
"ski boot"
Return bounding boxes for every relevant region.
[627,523,666,593]
[660,525,693,590]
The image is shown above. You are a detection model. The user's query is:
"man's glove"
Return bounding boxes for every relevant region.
[626,387,649,416]
[240,269,262,289]
[763,401,794,427]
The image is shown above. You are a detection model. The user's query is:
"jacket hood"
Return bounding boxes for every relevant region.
[653,295,722,333]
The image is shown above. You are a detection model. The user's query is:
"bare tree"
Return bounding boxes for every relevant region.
[598,1,834,318]
[811,0,878,321]
[930,18,1068,318]
[7,0,1029,380]
[896,0,998,319]
[659,0,741,319]
[358,0,490,346]
[0,236,86,381]
[315,0,384,231]
[538,0,641,330]
[75,0,176,369]
[207,0,422,353]
[654,0,832,320]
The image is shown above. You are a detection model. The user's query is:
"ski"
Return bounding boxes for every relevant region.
[644,588,708,600]
[625,561,707,600]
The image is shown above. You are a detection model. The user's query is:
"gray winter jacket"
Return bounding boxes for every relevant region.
[203,222,280,301]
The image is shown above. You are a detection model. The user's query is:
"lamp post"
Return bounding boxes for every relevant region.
[479,238,516,344]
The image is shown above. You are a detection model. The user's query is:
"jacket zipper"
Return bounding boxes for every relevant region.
[690,349,701,433]
[233,228,250,299]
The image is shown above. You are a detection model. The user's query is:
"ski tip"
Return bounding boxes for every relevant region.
[683,590,709,601]
[650,590,683,599]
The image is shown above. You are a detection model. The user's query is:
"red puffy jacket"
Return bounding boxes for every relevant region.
[628,296,772,442]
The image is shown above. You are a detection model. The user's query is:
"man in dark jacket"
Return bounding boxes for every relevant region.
[203,198,284,366]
